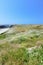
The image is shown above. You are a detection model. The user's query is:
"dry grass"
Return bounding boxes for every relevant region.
[0,25,43,65]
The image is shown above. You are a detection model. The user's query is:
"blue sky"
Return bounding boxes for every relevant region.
[0,0,43,24]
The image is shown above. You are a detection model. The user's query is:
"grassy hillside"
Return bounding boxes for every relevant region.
[0,25,43,65]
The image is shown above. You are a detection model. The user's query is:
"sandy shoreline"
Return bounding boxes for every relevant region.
[0,28,9,34]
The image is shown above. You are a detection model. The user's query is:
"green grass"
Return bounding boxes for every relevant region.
[0,44,43,65]
[0,33,6,39]
[0,25,43,65]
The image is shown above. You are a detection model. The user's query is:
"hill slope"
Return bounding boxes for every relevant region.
[0,25,43,65]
